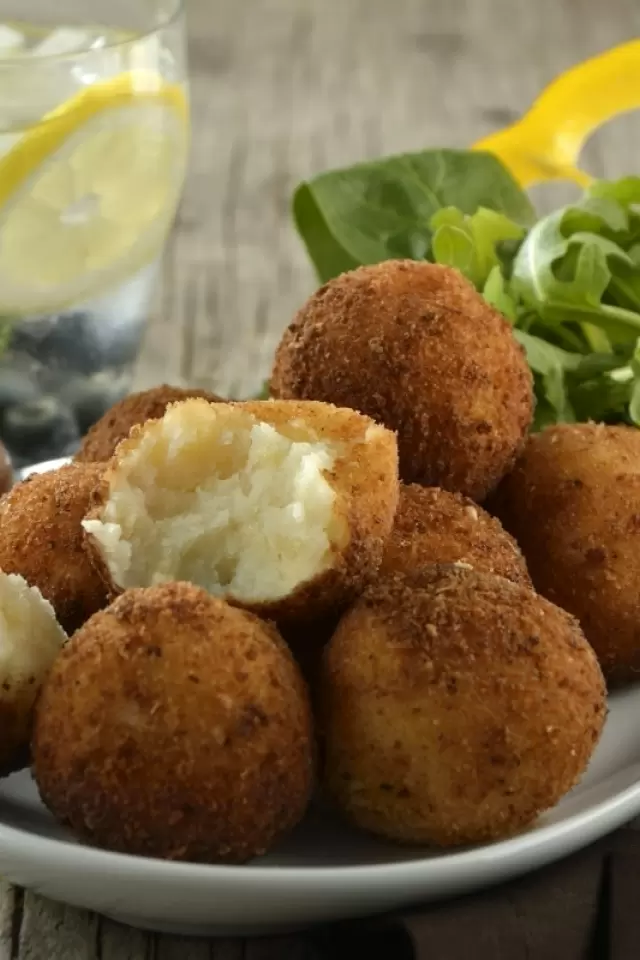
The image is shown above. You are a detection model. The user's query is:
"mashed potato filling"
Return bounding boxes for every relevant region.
[83,402,345,602]
[0,573,67,686]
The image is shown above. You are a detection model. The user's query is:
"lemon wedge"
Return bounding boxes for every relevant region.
[0,70,188,316]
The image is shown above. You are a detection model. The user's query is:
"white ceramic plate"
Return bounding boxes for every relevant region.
[0,684,638,937]
[6,459,640,936]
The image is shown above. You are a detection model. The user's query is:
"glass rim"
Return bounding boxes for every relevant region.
[0,0,184,66]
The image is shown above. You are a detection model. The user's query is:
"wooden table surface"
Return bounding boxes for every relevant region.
[6,0,640,956]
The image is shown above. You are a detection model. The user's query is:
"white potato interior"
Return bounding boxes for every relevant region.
[0,573,67,697]
[83,401,347,602]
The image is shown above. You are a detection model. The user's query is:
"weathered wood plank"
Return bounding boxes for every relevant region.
[137,0,640,399]
[155,935,209,960]
[0,881,19,960]
[17,893,96,960]
[97,916,150,960]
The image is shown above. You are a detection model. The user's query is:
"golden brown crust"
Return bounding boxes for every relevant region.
[75,385,224,463]
[490,422,640,683]
[32,583,315,863]
[380,483,531,585]
[321,565,606,847]
[0,691,37,777]
[84,398,400,627]
[270,261,533,501]
[0,464,107,634]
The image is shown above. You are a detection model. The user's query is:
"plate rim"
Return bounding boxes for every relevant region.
[6,458,640,897]
[0,771,639,887]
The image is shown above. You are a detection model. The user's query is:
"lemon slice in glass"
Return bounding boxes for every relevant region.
[0,70,189,316]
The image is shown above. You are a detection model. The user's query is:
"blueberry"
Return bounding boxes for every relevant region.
[98,317,146,369]
[2,396,80,466]
[10,313,105,376]
[10,306,148,380]
[0,368,40,412]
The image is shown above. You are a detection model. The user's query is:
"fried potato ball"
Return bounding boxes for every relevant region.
[32,583,314,863]
[75,384,223,463]
[321,566,605,847]
[490,422,640,682]
[83,397,399,625]
[0,573,67,776]
[0,463,107,634]
[379,484,531,585]
[270,261,533,501]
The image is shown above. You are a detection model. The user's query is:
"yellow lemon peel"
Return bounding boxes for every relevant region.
[473,40,640,187]
[0,70,188,316]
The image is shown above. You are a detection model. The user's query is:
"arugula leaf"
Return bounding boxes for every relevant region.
[627,383,640,425]
[512,212,612,307]
[511,208,640,348]
[483,266,518,321]
[430,220,476,281]
[628,340,640,426]
[430,207,524,288]
[293,149,535,282]
[571,374,633,423]
[513,329,579,424]
[588,177,640,208]
[561,196,629,236]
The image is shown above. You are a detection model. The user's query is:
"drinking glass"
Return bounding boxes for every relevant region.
[0,0,188,465]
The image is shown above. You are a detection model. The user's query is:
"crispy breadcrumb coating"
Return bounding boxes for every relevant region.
[491,422,640,683]
[32,583,314,863]
[0,463,107,633]
[380,484,530,585]
[75,384,223,462]
[321,565,605,846]
[271,261,533,500]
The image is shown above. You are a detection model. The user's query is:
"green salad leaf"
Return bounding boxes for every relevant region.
[292,153,640,430]
[293,149,535,283]
[482,266,518,321]
[430,207,524,289]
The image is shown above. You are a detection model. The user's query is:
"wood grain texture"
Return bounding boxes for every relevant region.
[135,0,640,400]
[11,0,640,955]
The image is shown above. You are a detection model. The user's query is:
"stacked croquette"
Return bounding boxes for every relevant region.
[0,262,624,864]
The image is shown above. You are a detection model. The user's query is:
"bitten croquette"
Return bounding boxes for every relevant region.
[0,572,67,776]
[32,583,314,863]
[379,484,531,585]
[321,566,605,847]
[0,463,107,634]
[75,384,223,463]
[83,398,399,625]
[491,422,640,682]
[271,261,533,501]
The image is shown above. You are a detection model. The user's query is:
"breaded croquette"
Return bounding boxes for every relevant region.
[271,261,533,501]
[321,566,605,847]
[379,484,530,585]
[0,463,107,634]
[83,398,399,625]
[32,583,314,863]
[0,572,66,775]
[491,422,640,682]
[75,384,223,463]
